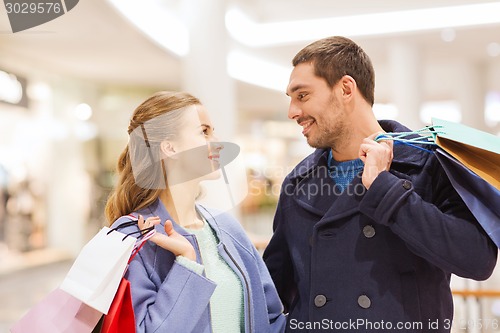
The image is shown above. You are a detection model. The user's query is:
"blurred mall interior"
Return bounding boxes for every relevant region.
[1,0,500,331]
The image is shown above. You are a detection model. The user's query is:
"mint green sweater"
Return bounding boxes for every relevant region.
[178,221,244,333]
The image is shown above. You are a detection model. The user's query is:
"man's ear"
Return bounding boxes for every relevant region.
[160,141,177,158]
[340,75,356,101]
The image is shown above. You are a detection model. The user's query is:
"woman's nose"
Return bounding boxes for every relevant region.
[209,140,224,152]
[214,142,224,152]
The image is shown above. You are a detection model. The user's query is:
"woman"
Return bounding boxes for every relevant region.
[105,91,285,333]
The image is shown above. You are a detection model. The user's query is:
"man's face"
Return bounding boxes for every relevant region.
[286,62,349,150]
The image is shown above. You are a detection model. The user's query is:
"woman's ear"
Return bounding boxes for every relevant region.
[160,141,177,158]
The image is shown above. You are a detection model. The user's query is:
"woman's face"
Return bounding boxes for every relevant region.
[165,104,223,184]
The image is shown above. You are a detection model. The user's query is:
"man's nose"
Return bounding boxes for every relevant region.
[288,102,302,120]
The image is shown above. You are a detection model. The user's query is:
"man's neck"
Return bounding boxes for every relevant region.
[331,108,383,162]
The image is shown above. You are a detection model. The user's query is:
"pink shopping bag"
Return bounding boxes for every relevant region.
[10,287,102,333]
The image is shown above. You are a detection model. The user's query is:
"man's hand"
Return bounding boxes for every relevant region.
[358,132,394,189]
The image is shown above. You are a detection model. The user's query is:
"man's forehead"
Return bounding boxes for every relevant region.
[286,64,315,94]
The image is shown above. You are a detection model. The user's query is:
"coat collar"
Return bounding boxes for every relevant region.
[289,149,364,221]
[136,198,224,239]
[287,120,432,220]
[380,120,433,168]
[289,120,431,182]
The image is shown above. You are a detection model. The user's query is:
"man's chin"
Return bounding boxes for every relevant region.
[306,138,330,150]
[305,136,322,149]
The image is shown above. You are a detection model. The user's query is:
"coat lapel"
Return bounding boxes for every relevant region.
[291,149,364,224]
[290,149,334,217]
[317,175,365,226]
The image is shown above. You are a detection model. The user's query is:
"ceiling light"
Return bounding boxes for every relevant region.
[226,2,500,47]
[27,81,52,101]
[74,103,92,121]
[0,70,23,104]
[227,51,291,91]
[106,0,189,56]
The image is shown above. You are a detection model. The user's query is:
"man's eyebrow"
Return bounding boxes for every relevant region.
[286,84,308,96]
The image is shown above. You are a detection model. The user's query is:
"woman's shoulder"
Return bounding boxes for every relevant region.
[198,205,239,229]
[198,205,253,245]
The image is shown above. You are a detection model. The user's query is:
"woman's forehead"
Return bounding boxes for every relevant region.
[183,104,211,127]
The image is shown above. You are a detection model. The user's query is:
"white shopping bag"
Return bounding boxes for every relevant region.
[60,227,136,314]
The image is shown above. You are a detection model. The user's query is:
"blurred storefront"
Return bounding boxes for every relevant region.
[0,64,163,272]
[0,68,43,254]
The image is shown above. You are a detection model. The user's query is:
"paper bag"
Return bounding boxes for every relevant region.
[60,227,136,314]
[435,148,500,248]
[100,278,136,333]
[10,288,102,333]
[432,117,500,191]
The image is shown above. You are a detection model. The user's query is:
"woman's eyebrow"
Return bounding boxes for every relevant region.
[200,124,214,131]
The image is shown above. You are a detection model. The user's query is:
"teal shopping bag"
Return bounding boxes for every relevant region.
[432,118,500,191]
[376,119,500,247]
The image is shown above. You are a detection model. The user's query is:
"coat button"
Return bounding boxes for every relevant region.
[314,294,327,308]
[402,180,412,190]
[362,225,375,238]
[358,295,371,309]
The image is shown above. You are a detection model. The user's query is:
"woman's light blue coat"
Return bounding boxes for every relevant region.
[111,199,286,333]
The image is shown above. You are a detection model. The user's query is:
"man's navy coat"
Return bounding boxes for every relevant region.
[263,120,497,332]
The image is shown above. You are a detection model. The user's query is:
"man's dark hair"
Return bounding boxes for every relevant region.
[292,36,375,106]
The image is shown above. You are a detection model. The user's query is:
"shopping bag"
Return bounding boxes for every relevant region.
[376,121,500,248]
[435,148,500,247]
[432,117,500,191]
[100,278,136,333]
[10,288,102,333]
[93,217,154,332]
[59,227,136,314]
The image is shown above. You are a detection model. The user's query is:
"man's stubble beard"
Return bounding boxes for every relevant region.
[307,100,350,152]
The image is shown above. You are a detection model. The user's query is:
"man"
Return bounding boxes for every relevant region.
[263,36,497,332]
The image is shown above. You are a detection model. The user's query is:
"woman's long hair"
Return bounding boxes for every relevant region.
[105,91,201,224]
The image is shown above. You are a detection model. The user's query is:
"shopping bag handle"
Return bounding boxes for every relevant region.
[374,125,446,153]
[128,222,156,262]
[107,215,157,263]
[107,217,155,241]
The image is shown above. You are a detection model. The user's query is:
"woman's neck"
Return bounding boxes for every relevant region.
[159,182,203,229]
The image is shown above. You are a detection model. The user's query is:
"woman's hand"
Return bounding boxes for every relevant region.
[138,215,197,261]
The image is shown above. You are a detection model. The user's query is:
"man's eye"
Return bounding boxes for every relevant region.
[298,93,306,100]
